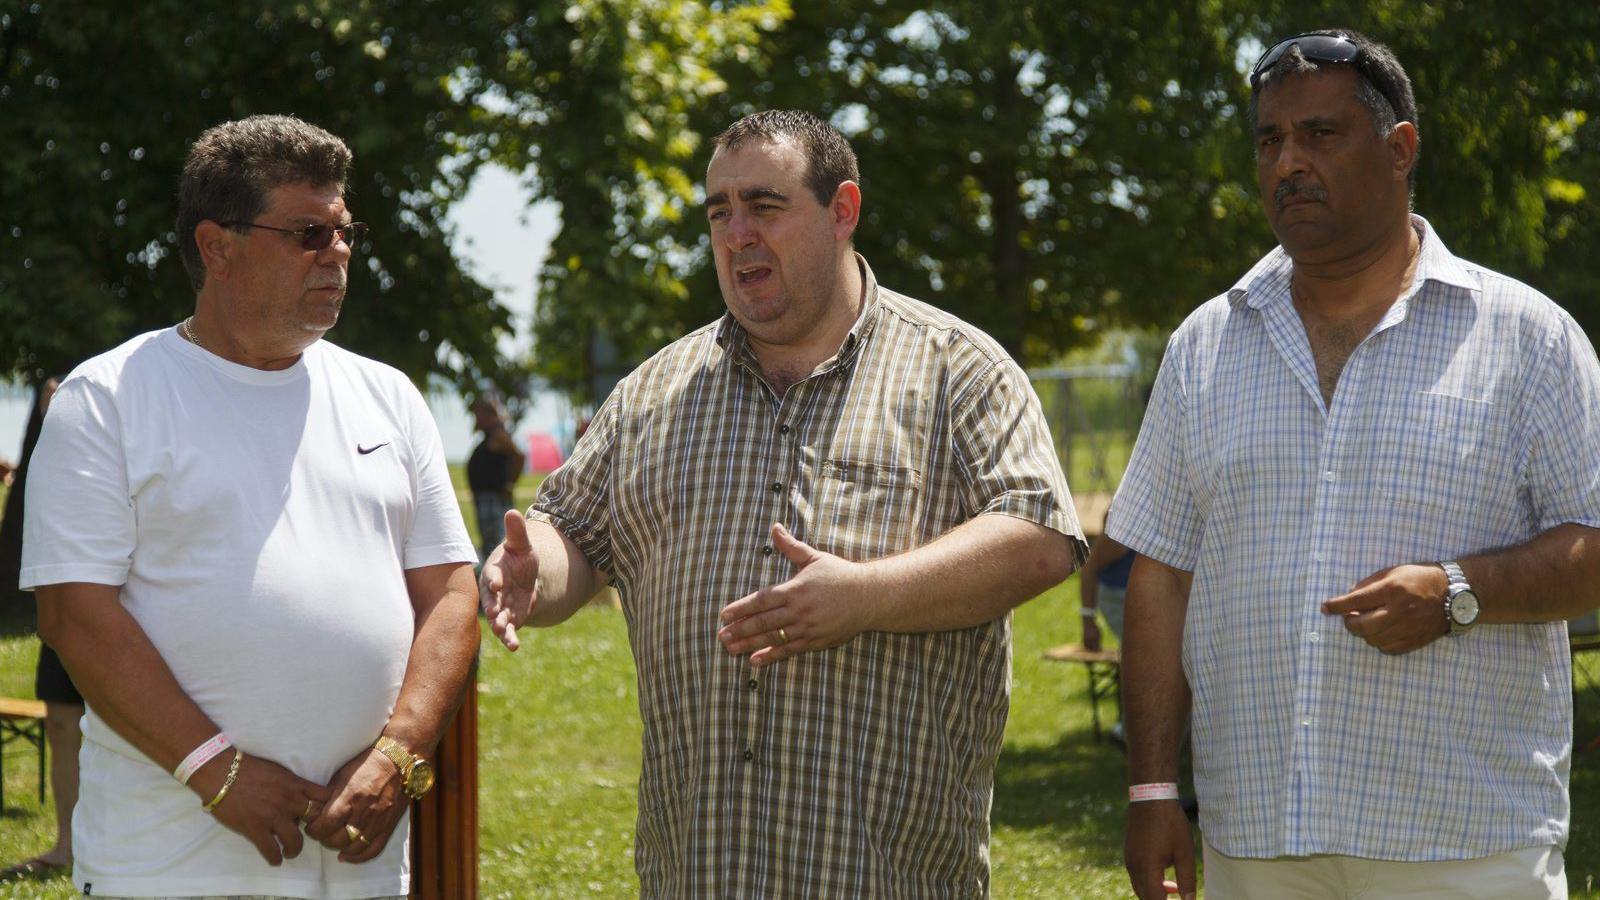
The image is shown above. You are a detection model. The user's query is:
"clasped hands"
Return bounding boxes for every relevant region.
[195,743,407,866]
[1322,562,1451,654]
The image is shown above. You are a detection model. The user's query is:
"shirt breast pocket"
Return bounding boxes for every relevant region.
[1380,391,1508,520]
[809,458,923,562]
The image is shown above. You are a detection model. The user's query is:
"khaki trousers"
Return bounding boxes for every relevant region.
[1202,841,1565,899]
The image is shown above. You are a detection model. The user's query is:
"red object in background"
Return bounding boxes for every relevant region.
[526,433,565,474]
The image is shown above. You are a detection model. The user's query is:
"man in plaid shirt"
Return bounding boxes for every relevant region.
[1114,30,1600,899]
[480,110,1087,897]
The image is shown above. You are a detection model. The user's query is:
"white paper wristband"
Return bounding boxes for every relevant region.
[174,733,232,785]
[1128,782,1180,803]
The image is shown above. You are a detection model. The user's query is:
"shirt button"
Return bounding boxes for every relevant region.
[1313,551,1327,563]
[770,481,783,493]
[1300,716,1313,727]
[778,423,791,435]
[748,678,758,690]
[761,545,773,557]
[743,748,754,761]
[1322,470,1336,482]
[1308,631,1320,643]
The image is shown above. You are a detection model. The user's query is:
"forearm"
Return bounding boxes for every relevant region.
[36,583,224,783]
[863,514,1077,633]
[1122,556,1193,784]
[384,563,481,755]
[1463,522,1600,623]
[525,517,606,626]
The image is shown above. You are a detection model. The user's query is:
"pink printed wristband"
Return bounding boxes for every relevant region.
[174,733,233,785]
[1128,782,1180,803]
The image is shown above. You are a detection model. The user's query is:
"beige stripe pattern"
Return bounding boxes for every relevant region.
[532,257,1085,898]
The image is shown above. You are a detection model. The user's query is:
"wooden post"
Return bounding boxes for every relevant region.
[410,662,478,899]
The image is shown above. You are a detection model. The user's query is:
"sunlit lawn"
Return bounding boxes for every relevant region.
[2,469,1598,896]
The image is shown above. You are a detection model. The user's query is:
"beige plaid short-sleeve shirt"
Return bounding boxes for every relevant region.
[532,256,1085,898]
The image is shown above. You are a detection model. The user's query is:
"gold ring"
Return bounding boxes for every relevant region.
[777,627,790,645]
[346,824,369,845]
[303,800,315,821]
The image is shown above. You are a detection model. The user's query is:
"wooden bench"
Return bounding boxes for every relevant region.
[1042,644,1121,742]
[0,696,47,810]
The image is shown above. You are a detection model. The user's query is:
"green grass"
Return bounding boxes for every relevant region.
[5,482,1600,896]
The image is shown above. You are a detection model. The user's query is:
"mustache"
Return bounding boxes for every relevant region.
[1274,179,1327,210]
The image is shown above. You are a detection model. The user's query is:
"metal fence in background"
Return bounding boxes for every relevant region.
[1029,362,1147,535]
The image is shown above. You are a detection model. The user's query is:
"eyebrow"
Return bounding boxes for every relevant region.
[1256,114,1340,136]
[704,186,790,208]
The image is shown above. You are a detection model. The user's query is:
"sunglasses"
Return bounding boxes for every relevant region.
[1250,32,1401,117]
[221,220,369,252]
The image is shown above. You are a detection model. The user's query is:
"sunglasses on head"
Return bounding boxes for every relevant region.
[221,220,369,252]
[1250,32,1401,117]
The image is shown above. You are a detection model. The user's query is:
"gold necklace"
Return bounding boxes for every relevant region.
[180,316,204,349]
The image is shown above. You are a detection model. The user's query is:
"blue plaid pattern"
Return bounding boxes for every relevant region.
[1109,217,1600,861]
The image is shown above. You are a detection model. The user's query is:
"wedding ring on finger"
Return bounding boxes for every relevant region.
[302,800,315,821]
[346,824,369,845]
[777,627,790,645]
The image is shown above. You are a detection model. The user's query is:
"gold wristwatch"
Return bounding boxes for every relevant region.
[374,735,436,800]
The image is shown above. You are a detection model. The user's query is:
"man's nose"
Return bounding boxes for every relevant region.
[723,211,759,250]
[1274,135,1310,180]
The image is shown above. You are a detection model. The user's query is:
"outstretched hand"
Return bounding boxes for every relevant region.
[480,509,540,651]
[717,524,878,667]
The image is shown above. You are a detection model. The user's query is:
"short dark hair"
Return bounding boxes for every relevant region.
[710,110,860,207]
[1249,29,1419,191]
[177,115,352,291]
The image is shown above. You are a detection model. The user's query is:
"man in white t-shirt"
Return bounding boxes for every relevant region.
[20,115,480,899]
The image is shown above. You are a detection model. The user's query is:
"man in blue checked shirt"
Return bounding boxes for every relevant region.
[1111,29,1600,900]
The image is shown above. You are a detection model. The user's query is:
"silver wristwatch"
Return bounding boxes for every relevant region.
[1439,561,1480,636]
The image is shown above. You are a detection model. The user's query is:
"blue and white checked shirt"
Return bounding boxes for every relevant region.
[1108,216,1600,861]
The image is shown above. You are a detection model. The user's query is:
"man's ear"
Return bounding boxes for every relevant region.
[194,220,235,282]
[830,181,861,243]
[1389,121,1420,185]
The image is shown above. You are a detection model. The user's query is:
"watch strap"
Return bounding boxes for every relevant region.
[375,735,418,777]
[1441,560,1467,585]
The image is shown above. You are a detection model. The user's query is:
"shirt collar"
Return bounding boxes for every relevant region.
[1228,214,1482,311]
[714,252,883,372]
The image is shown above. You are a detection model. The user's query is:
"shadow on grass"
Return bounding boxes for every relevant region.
[1570,682,1600,894]
[0,598,36,639]
[992,727,1129,859]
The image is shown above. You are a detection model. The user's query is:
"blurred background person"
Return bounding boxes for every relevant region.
[467,396,525,562]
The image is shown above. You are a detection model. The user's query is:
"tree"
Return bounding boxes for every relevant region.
[1240,3,1600,324]
[0,1,523,393]
[514,0,1600,405]
[472,0,791,406]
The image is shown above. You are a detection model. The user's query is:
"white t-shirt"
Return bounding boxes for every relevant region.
[21,328,476,899]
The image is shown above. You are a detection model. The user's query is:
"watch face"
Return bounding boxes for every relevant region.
[1452,590,1480,625]
[409,760,436,798]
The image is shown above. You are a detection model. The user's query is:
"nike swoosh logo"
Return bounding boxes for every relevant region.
[357,443,390,455]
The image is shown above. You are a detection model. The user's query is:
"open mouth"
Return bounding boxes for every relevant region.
[735,264,772,286]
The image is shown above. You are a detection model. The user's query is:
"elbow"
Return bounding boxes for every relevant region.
[35,593,72,653]
[1031,532,1077,589]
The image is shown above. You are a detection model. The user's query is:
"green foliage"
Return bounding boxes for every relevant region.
[502,1,1600,404]
[1245,3,1600,329]
[473,0,792,405]
[0,1,522,392]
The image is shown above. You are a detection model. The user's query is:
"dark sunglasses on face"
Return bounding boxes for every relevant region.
[1249,32,1401,118]
[220,220,369,252]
